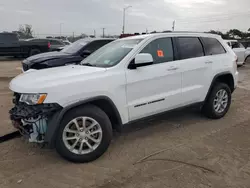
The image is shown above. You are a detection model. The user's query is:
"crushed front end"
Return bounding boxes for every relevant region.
[9,93,62,143]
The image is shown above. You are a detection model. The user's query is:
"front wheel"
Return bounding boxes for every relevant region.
[55,105,112,163]
[202,82,231,119]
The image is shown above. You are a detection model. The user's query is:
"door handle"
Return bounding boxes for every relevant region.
[205,61,213,64]
[167,67,179,71]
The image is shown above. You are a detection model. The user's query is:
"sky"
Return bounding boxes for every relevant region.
[0,0,250,37]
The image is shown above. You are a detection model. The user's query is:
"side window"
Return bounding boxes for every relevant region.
[231,42,240,49]
[202,37,226,55]
[140,37,174,64]
[84,40,111,53]
[0,34,17,43]
[177,37,204,60]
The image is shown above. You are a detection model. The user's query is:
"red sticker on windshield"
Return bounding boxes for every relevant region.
[157,50,164,57]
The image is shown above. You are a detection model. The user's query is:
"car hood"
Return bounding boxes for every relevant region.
[9,65,106,93]
[25,51,72,64]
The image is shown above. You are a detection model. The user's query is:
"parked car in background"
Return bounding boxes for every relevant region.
[0,32,50,57]
[62,40,71,45]
[22,38,114,71]
[10,32,238,162]
[57,40,72,51]
[225,40,250,66]
[26,38,65,51]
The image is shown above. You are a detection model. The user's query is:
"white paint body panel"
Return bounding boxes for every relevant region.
[10,33,238,125]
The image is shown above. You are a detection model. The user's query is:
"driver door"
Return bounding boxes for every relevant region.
[125,37,182,121]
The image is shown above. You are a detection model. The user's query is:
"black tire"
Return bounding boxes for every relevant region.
[55,105,112,163]
[202,82,231,119]
[29,48,41,56]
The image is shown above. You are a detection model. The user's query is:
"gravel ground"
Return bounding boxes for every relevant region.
[1,59,250,188]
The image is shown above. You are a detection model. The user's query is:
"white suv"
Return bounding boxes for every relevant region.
[225,40,250,66]
[9,32,238,162]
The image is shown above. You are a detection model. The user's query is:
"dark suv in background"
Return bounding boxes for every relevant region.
[26,38,66,51]
[22,38,115,71]
[0,32,50,57]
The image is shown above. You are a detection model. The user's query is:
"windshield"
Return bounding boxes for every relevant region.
[80,39,143,67]
[61,40,89,54]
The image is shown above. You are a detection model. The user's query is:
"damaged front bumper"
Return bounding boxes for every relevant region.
[9,95,62,143]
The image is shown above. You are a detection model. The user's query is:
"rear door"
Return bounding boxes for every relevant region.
[175,37,211,105]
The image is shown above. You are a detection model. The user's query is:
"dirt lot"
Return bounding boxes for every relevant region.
[1,60,250,188]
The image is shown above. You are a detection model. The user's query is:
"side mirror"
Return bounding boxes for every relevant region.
[129,53,153,69]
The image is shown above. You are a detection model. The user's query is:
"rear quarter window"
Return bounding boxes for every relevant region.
[202,37,226,55]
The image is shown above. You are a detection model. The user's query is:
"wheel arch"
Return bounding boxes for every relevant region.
[205,72,235,102]
[45,96,123,147]
[245,55,250,62]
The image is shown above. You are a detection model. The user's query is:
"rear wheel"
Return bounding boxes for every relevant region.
[29,48,41,56]
[55,105,112,163]
[202,82,231,119]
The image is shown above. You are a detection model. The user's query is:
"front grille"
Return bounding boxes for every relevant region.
[22,62,29,71]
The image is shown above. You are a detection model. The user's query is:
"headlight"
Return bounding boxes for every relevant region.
[19,93,47,105]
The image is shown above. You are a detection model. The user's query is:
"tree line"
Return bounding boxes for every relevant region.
[208,28,250,40]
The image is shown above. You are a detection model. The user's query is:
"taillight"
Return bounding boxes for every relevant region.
[48,42,51,49]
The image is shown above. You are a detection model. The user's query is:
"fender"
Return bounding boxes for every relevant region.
[44,96,122,147]
[204,71,234,102]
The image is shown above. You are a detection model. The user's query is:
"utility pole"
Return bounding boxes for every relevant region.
[102,28,105,37]
[73,32,75,41]
[94,30,96,37]
[172,20,175,31]
[122,6,132,34]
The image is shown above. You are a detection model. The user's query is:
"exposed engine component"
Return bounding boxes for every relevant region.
[9,96,62,143]
[22,117,48,143]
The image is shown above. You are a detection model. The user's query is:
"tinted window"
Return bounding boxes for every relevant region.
[177,37,204,59]
[0,34,17,42]
[231,42,240,49]
[85,40,112,53]
[202,37,226,55]
[140,37,174,64]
